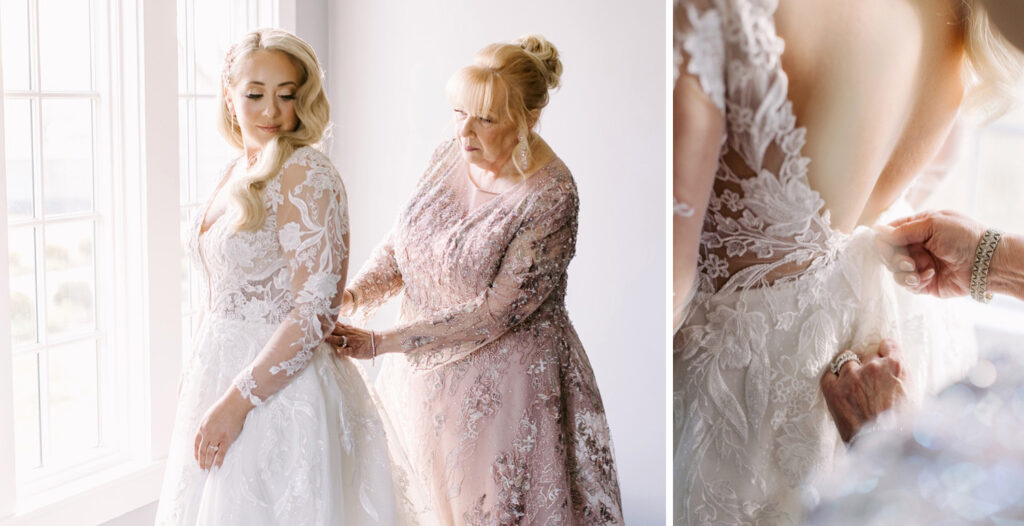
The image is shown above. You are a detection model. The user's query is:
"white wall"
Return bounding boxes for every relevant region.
[326,1,666,524]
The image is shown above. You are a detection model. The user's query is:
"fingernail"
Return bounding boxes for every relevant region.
[922,268,935,280]
[899,260,915,272]
[905,275,920,286]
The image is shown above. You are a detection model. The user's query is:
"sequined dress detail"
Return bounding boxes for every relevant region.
[348,139,624,525]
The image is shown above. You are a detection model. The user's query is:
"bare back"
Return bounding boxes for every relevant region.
[775,0,965,233]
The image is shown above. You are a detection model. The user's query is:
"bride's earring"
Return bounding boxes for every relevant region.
[517,134,529,171]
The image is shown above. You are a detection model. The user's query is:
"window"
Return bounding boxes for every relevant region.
[178,0,276,363]
[2,0,118,489]
[0,0,290,523]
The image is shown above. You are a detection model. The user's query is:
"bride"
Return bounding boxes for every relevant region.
[155,29,408,525]
[673,0,1023,523]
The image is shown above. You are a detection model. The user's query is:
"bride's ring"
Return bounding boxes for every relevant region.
[208,444,219,452]
[830,350,861,376]
[340,335,348,348]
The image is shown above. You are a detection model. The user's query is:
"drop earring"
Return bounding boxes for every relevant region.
[517,134,529,171]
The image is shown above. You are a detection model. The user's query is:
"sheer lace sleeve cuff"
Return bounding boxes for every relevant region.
[232,369,264,407]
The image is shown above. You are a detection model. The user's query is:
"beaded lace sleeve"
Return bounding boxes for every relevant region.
[231,153,349,405]
[393,180,577,370]
[346,141,457,324]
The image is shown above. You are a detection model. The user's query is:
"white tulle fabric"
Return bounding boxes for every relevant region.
[156,147,409,525]
[673,1,975,524]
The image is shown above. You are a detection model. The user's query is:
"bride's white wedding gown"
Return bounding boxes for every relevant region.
[674,1,976,524]
[155,147,409,525]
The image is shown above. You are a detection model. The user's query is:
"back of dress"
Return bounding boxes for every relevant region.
[677,0,964,301]
[674,1,977,524]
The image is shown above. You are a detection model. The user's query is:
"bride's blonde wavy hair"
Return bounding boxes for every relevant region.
[218,28,330,232]
[961,0,1024,121]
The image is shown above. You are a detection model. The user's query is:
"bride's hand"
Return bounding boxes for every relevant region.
[326,322,392,360]
[194,388,253,470]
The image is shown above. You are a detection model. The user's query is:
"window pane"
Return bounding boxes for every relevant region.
[1,0,32,91]
[196,96,234,200]
[976,131,1024,233]
[47,339,99,464]
[42,98,94,215]
[44,221,95,337]
[4,98,35,220]
[9,226,38,346]
[12,352,42,471]
[38,0,92,91]
[192,1,232,94]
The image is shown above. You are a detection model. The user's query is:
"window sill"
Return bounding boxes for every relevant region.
[0,460,164,526]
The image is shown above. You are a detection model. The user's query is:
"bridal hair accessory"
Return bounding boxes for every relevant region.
[370,330,377,366]
[830,350,861,376]
[517,134,529,171]
[970,227,1004,303]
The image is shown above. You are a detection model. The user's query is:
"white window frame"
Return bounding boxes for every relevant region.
[0,0,180,523]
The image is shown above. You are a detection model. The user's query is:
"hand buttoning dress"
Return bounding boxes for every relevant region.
[673,1,975,524]
[156,146,406,525]
[347,139,624,525]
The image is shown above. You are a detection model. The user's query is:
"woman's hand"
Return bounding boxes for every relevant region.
[193,388,253,470]
[339,289,355,317]
[874,210,984,298]
[820,340,908,443]
[326,322,393,360]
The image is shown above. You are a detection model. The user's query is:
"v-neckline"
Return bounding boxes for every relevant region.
[199,158,244,237]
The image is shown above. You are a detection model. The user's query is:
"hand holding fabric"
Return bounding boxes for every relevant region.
[820,340,908,443]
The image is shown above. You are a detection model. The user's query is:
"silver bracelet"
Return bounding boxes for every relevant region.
[970,227,1004,303]
[370,330,376,366]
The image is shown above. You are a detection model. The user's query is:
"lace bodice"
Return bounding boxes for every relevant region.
[185,146,349,406]
[676,0,838,298]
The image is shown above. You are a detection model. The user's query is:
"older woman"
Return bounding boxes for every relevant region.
[330,35,624,525]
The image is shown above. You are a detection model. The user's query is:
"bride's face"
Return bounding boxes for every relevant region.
[225,50,301,153]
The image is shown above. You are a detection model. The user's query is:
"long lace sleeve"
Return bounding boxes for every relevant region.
[231,152,349,405]
[390,183,576,370]
[346,227,403,323]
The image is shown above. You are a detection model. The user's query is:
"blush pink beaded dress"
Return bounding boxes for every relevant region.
[347,139,624,525]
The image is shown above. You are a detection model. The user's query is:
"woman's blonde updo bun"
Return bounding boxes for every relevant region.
[218,28,330,232]
[446,34,563,175]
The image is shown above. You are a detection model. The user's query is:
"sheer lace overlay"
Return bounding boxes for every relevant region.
[674,1,976,524]
[156,147,408,525]
[348,139,624,525]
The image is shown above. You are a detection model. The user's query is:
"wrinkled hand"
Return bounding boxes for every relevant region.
[193,389,252,470]
[875,210,985,298]
[821,340,908,443]
[326,322,380,360]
